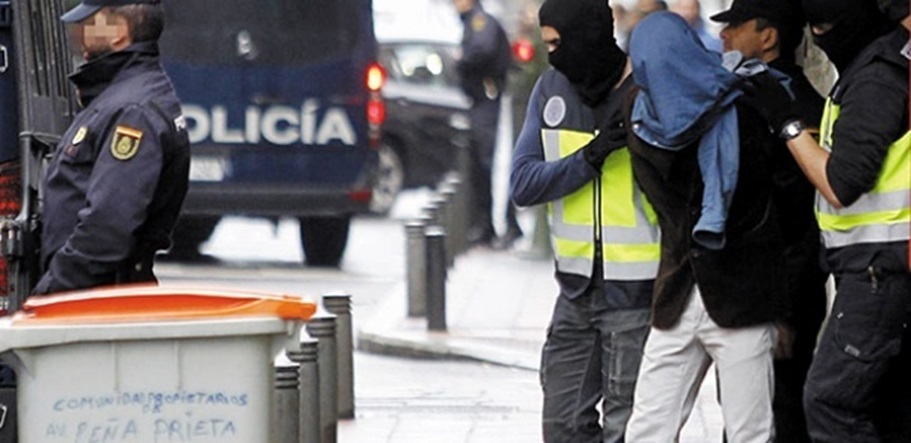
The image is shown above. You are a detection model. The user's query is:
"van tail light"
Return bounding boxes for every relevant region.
[366,62,387,149]
[512,38,536,64]
[0,159,23,311]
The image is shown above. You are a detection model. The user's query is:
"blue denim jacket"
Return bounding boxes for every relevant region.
[628,12,743,250]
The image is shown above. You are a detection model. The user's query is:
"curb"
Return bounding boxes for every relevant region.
[355,281,539,372]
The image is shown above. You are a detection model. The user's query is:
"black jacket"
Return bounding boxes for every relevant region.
[35,42,190,294]
[626,92,791,329]
[824,27,909,273]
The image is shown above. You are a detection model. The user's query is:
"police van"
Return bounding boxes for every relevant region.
[159,0,385,266]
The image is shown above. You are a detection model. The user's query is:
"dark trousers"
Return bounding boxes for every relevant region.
[467,97,499,241]
[540,290,650,443]
[803,269,911,442]
[775,264,828,443]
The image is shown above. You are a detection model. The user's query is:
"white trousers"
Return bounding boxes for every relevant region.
[625,287,775,443]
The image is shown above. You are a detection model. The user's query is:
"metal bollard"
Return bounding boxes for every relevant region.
[438,185,458,268]
[272,352,300,443]
[422,199,439,227]
[288,338,321,443]
[430,194,448,234]
[405,218,427,317]
[444,173,468,257]
[425,225,447,331]
[306,313,338,443]
[322,292,355,419]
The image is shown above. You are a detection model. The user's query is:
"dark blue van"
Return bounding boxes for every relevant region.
[159,0,384,266]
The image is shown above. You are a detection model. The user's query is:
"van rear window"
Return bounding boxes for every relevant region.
[160,0,360,66]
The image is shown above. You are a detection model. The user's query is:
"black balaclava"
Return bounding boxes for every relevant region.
[539,0,626,106]
[803,0,890,72]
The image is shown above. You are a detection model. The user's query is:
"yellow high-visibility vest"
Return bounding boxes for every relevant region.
[816,98,910,248]
[541,128,660,280]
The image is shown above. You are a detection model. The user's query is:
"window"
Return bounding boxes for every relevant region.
[160,0,359,66]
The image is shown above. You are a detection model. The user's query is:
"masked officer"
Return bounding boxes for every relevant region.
[452,0,519,247]
[710,1,826,441]
[32,0,190,294]
[744,0,910,440]
[510,0,660,440]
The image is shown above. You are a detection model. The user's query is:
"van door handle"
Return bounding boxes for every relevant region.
[0,46,8,74]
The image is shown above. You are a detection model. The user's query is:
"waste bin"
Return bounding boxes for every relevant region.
[0,286,316,442]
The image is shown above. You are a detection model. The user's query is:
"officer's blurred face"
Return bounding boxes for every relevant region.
[541,26,560,53]
[68,8,131,63]
[719,19,767,59]
[452,0,473,14]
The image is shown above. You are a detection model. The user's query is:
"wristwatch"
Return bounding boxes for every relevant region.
[779,120,805,141]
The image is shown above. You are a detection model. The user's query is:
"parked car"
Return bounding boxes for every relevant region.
[370,0,472,214]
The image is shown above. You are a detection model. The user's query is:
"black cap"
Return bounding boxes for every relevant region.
[710,0,802,25]
[62,0,160,23]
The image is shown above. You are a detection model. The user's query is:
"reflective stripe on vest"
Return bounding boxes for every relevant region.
[542,128,660,280]
[816,98,911,248]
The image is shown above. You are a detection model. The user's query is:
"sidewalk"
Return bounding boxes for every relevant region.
[356,240,725,441]
[358,244,556,371]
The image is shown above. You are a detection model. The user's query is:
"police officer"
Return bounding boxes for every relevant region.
[452,0,518,247]
[710,1,827,441]
[32,0,189,294]
[510,0,659,440]
[745,0,910,440]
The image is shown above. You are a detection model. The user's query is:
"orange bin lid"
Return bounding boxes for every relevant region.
[12,285,318,325]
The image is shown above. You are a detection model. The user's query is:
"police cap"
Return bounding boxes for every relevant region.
[709,0,802,27]
[62,0,160,23]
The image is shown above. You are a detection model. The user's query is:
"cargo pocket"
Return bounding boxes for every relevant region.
[831,273,902,363]
[607,316,649,403]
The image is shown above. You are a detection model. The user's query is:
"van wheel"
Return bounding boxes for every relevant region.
[168,215,220,260]
[371,142,404,215]
[299,216,350,267]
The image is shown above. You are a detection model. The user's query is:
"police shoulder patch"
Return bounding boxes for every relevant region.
[111,125,143,161]
[471,14,487,32]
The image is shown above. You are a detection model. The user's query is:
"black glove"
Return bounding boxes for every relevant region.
[740,71,800,135]
[583,118,627,169]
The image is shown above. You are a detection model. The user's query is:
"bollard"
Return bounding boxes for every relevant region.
[425,225,447,331]
[438,184,458,268]
[306,313,338,443]
[272,352,300,443]
[445,172,468,257]
[405,218,427,317]
[322,292,355,420]
[423,201,440,227]
[288,338,321,443]
[428,193,451,267]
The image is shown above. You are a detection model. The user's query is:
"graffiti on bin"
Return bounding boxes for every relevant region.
[41,391,251,441]
[44,414,238,441]
[52,391,249,415]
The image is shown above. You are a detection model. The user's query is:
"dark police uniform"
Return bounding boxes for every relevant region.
[803,25,911,442]
[456,3,512,245]
[33,41,190,294]
[511,69,659,443]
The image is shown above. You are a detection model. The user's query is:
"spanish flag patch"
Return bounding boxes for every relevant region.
[111,125,143,161]
[471,14,487,32]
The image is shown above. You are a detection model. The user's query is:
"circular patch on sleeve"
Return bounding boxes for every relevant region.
[543,96,566,128]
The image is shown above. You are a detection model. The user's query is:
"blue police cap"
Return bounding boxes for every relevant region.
[62,0,160,23]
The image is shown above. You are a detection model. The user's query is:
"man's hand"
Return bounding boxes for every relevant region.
[741,71,800,135]
[583,119,627,169]
[773,322,796,360]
